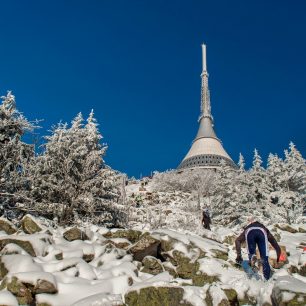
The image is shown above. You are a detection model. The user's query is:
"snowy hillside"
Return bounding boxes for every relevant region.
[0,214,305,306]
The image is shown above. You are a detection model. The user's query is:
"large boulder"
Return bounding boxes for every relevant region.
[0,218,17,235]
[124,286,193,306]
[0,255,42,279]
[20,214,42,234]
[63,227,89,241]
[103,238,132,250]
[104,229,142,244]
[0,238,36,257]
[271,276,306,306]
[157,234,219,286]
[141,256,164,275]
[170,250,218,286]
[0,276,33,305]
[274,224,298,234]
[0,243,30,256]
[128,233,160,262]
[1,272,57,295]
[205,286,239,306]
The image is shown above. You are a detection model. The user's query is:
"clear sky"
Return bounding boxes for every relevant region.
[1,1,305,177]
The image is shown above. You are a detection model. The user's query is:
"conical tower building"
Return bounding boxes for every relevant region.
[178,44,236,170]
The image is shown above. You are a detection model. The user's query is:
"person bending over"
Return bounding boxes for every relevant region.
[235,217,281,280]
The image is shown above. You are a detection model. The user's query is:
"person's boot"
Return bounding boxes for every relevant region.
[250,255,259,273]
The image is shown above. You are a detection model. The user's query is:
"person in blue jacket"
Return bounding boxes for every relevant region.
[235,217,281,280]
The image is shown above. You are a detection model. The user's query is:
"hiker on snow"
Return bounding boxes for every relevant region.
[202,207,211,230]
[235,217,281,280]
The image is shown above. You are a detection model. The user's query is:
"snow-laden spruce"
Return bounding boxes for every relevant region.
[0,92,124,227]
[0,92,38,219]
[27,111,122,225]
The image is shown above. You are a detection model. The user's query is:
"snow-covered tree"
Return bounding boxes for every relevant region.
[212,153,257,225]
[267,153,284,191]
[28,111,121,225]
[250,149,272,203]
[266,143,306,224]
[0,91,36,218]
[284,142,306,194]
[238,153,245,172]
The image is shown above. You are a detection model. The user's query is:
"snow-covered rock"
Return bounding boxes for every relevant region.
[63,227,89,241]
[20,214,43,234]
[0,215,305,305]
[271,276,306,305]
[0,218,17,235]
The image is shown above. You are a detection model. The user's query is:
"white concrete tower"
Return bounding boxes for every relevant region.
[178,44,235,169]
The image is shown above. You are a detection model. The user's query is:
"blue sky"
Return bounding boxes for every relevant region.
[0,1,305,177]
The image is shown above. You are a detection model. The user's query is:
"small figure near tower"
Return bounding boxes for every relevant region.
[178,44,236,169]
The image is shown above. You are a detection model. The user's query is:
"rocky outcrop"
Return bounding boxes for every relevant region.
[124,286,193,306]
[63,227,89,241]
[20,215,42,234]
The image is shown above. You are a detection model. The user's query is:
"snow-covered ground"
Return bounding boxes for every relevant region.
[0,214,305,306]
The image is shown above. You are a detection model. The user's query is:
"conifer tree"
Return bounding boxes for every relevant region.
[284,142,306,194]
[0,92,36,218]
[267,153,286,193]
[238,153,245,172]
[250,149,272,204]
[29,111,121,225]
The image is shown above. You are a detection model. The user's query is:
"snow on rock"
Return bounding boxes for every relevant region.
[0,218,17,235]
[128,232,160,261]
[71,293,123,306]
[0,215,305,305]
[0,290,19,306]
[20,214,43,234]
[0,233,50,256]
[271,275,306,305]
[63,227,89,241]
[0,243,30,256]
[0,254,42,278]
[36,275,131,306]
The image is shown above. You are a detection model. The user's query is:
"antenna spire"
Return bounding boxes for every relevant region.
[202,43,207,72]
[200,43,212,121]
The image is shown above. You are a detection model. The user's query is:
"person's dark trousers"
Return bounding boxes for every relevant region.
[246,228,271,280]
[203,224,211,230]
